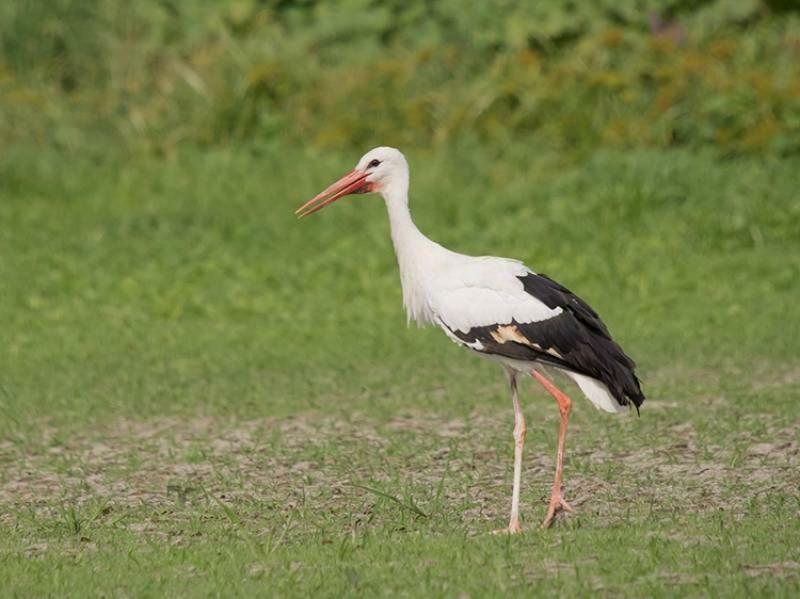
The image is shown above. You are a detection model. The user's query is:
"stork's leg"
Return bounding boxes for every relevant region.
[532,370,574,529]
[505,368,525,534]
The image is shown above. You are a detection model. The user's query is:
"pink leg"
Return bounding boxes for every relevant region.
[532,370,574,528]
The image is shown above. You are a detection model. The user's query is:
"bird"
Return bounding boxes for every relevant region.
[295,147,645,533]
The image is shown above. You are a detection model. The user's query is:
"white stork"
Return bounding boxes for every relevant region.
[295,147,645,533]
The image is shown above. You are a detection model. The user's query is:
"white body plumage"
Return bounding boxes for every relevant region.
[372,148,624,414]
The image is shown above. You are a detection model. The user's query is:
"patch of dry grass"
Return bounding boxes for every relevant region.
[3,409,797,539]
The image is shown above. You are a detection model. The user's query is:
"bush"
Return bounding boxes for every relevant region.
[1,0,799,155]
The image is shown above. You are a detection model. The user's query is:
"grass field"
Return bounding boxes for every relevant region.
[1,143,799,596]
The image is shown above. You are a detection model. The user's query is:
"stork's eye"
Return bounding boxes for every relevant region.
[368,159,381,168]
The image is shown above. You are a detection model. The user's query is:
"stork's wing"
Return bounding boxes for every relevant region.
[429,257,562,333]
[430,259,644,409]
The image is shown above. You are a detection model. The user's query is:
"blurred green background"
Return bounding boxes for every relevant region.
[3,0,800,157]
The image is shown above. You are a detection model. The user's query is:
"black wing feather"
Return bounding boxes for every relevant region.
[450,273,645,410]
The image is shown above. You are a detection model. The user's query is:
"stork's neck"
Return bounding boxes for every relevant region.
[381,181,447,326]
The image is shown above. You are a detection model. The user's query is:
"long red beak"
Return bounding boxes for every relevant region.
[295,169,369,218]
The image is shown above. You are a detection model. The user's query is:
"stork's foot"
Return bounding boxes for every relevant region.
[492,519,523,535]
[492,526,523,536]
[540,493,574,529]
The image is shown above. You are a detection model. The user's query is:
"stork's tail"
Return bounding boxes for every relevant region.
[565,370,645,414]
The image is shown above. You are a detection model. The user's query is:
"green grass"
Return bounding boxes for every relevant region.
[1,143,799,597]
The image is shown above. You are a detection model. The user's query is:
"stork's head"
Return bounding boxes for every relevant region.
[295,147,409,217]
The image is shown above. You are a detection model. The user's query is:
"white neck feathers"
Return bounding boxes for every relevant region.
[381,183,445,326]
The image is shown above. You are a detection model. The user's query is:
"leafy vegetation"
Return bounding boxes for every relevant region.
[2,0,800,155]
